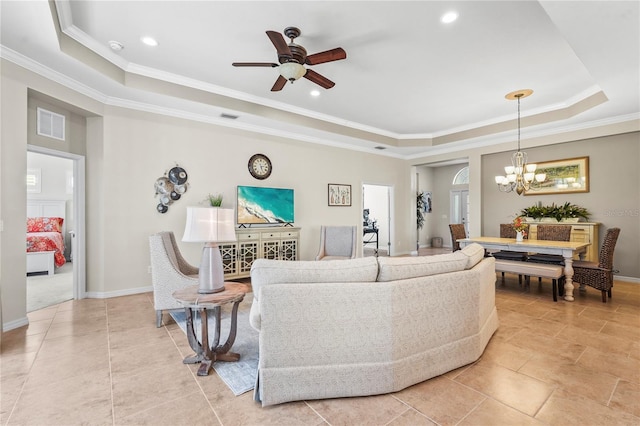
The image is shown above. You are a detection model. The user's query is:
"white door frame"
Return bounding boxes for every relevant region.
[27,144,86,299]
[362,183,394,256]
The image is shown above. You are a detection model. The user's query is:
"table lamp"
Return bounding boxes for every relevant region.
[182,207,236,294]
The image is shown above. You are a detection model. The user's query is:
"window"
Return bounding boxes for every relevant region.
[452,166,469,185]
[26,168,41,193]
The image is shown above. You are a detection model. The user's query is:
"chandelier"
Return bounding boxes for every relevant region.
[495,89,546,195]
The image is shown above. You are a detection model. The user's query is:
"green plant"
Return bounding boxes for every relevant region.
[557,202,590,220]
[520,205,544,220]
[206,193,223,207]
[416,191,425,230]
[520,202,590,221]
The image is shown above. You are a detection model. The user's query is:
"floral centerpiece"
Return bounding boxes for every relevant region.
[512,216,528,241]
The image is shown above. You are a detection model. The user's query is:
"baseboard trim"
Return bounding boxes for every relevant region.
[3,317,29,332]
[84,285,152,299]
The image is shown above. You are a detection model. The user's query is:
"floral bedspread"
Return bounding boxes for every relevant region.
[26,232,66,267]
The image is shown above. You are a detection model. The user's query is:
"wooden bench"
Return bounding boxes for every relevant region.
[494,259,564,301]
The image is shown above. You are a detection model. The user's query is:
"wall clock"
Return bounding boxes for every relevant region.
[248,153,272,180]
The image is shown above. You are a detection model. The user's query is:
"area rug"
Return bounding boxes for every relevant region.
[27,263,73,312]
[170,296,259,396]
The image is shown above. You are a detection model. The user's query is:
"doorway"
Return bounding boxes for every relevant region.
[26,145,85,311]
[362,184,392,256]
[450,189,469,237]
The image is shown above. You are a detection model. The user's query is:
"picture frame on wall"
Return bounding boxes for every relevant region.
[526,156,589,195]
[328,184,351,206]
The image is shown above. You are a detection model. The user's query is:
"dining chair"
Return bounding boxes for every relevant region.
[449,224,467,252]
[493,223,528,285]
[525,224,572,292]
[572,227,620,303]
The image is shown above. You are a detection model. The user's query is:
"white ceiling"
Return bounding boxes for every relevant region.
[1,1,638,158]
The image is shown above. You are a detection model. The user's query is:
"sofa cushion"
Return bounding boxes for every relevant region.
[376,251,469,282]
[375,243,485,282]
[250,257,379,301]
[460,243,486,269]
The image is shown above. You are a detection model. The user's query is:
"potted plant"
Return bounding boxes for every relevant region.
[519,202,590,222]
[520,205,544,220]
[205,193,223,207]
[557,202,590,222]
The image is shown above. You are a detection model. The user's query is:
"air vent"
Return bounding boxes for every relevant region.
[37,108,65,140]
[220,113,239,120]
[374,146,387,150]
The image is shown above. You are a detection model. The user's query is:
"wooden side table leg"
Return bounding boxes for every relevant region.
[183,307,205,365]
[212,297,243,362]
[197,308,213,376]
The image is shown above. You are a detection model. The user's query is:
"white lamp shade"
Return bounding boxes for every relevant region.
[182,207,236,243]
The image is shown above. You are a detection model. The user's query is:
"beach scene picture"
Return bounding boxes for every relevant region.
[237,186,294,224]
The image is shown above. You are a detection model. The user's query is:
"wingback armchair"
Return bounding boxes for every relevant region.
[149,231,199,327]
[315,226,357,260]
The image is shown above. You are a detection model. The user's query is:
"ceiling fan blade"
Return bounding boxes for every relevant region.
[271,75,287,92]
[266,31,292,58]
[303,69,335,89]
[232,62,278,67]
[305,48,347,65]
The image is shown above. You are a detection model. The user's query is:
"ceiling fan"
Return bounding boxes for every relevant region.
[232,27,346,92]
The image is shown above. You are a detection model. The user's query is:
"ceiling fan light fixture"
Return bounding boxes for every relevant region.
[279,62,306,82]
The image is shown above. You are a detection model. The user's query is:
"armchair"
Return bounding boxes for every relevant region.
[149,231,199,327]
[315,226,357,260]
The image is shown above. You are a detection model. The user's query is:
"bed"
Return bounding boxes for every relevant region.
[26,200,66,275]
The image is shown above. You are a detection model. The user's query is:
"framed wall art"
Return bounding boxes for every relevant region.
[526,156,589,195]
[328,184,351,206]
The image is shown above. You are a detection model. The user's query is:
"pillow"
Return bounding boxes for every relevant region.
[27,217,64,233]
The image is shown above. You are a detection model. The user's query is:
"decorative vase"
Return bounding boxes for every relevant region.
[516,231,524,242]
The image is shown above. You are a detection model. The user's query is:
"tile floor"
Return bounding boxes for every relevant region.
[1,271,639,425]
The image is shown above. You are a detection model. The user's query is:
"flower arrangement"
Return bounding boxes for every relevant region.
[512,216,528,237]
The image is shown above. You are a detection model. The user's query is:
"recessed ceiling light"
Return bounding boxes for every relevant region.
[441,11,458,24]
[310,90,320,97]
[141,36,158,47]
[108,40,124,51]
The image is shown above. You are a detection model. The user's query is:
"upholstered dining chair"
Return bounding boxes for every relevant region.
[493,223,528,285]
[149,231,199,327]
[449,224,467,252]
[572,227,620,303]
[315,225,357,260]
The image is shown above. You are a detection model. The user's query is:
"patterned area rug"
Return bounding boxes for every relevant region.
[170,296,259,395]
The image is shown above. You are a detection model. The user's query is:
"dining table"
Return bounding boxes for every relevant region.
[458,236,590,301]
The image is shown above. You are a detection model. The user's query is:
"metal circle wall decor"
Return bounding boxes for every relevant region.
[154,163,189,214]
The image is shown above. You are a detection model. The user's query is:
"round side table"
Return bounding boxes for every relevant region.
[172,283,250,376]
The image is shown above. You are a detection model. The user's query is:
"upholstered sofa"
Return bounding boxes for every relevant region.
[249,243,498,406]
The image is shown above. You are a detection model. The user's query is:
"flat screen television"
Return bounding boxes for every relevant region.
[236,185,294,225]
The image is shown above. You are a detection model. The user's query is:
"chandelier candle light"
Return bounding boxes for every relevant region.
[495,89,546,195]
[182,207,236,294]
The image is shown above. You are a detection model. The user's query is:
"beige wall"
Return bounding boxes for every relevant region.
[482,133,640,279]
[1,58,639,331]
[1,61,412,328]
